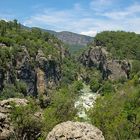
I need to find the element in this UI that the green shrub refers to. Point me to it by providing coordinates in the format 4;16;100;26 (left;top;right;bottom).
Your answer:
132;60;140;74
10;101;42;140
0;84;23;100
90;79;100;92
41;86;77;138
101;81;115;94
73;80;83;91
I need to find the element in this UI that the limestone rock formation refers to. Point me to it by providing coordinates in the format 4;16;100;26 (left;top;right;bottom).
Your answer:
36;68;46;94
0;43;64;96
36;49;61;93
0;98;29;139
46;121;105;140
80;46;131;80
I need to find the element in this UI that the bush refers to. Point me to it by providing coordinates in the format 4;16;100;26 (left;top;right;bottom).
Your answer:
15;81;27;96
10;101;42;140
132;60;140;74
90;79;100;92
0;84;23;100
41;86;77;138
73;80;83;91
101;81;115;94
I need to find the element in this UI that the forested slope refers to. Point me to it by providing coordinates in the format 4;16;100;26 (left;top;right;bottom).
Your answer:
85;31;140;140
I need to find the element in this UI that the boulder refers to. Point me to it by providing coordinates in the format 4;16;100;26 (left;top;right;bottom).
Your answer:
46;121;105;140
0;98;29;140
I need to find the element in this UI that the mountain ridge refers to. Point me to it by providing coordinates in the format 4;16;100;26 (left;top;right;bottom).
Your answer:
22;25;93;47
36;28;93;46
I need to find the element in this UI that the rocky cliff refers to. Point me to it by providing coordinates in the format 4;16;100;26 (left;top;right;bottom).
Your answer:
0;42;66;97
46;121;105;140
80;46;131;80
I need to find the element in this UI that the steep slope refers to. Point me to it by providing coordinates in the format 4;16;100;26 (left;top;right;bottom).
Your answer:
0;20;69;98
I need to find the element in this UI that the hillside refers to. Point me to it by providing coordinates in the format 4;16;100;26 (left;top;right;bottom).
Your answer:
32;28;93;53
0;20;80;98
79;31;140;140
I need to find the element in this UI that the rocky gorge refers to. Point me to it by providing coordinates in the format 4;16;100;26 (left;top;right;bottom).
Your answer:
0;20;140;140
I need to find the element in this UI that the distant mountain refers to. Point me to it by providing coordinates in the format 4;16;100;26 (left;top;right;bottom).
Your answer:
41;29;93;53
22;25;93;52
47;30;93;46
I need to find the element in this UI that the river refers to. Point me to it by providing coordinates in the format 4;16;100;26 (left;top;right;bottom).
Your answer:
74;83;100;120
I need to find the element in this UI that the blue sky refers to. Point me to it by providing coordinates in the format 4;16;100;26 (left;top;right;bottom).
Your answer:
0;0;140;36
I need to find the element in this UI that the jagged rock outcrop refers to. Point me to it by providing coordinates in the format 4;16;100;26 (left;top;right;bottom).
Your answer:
80;46;107;68
0;43;64;96
0;98;29;139
36;68;46;94
16;46;37;96
80;46;131;80
46;121;105;140
36;50;61;93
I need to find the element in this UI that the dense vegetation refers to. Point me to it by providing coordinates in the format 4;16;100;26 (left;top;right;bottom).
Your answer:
87;31;140;139
0;20;61;60
88;75;140;140
10;81;83;139
95;31;140;60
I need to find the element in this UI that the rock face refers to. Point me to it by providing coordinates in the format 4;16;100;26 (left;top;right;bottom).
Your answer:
46;121;105;140
80;46;131;80
36;49;61;93
0;98;29;139
16;46;37;96
0;43;64;96
36;68;46;94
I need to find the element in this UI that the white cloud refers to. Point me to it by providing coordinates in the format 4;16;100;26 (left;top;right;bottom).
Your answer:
23;6;93;32
23;1;140;36
101;3;140;20
81;30;98;37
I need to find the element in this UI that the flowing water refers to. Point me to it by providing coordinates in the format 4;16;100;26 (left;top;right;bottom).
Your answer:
74;83;100;120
